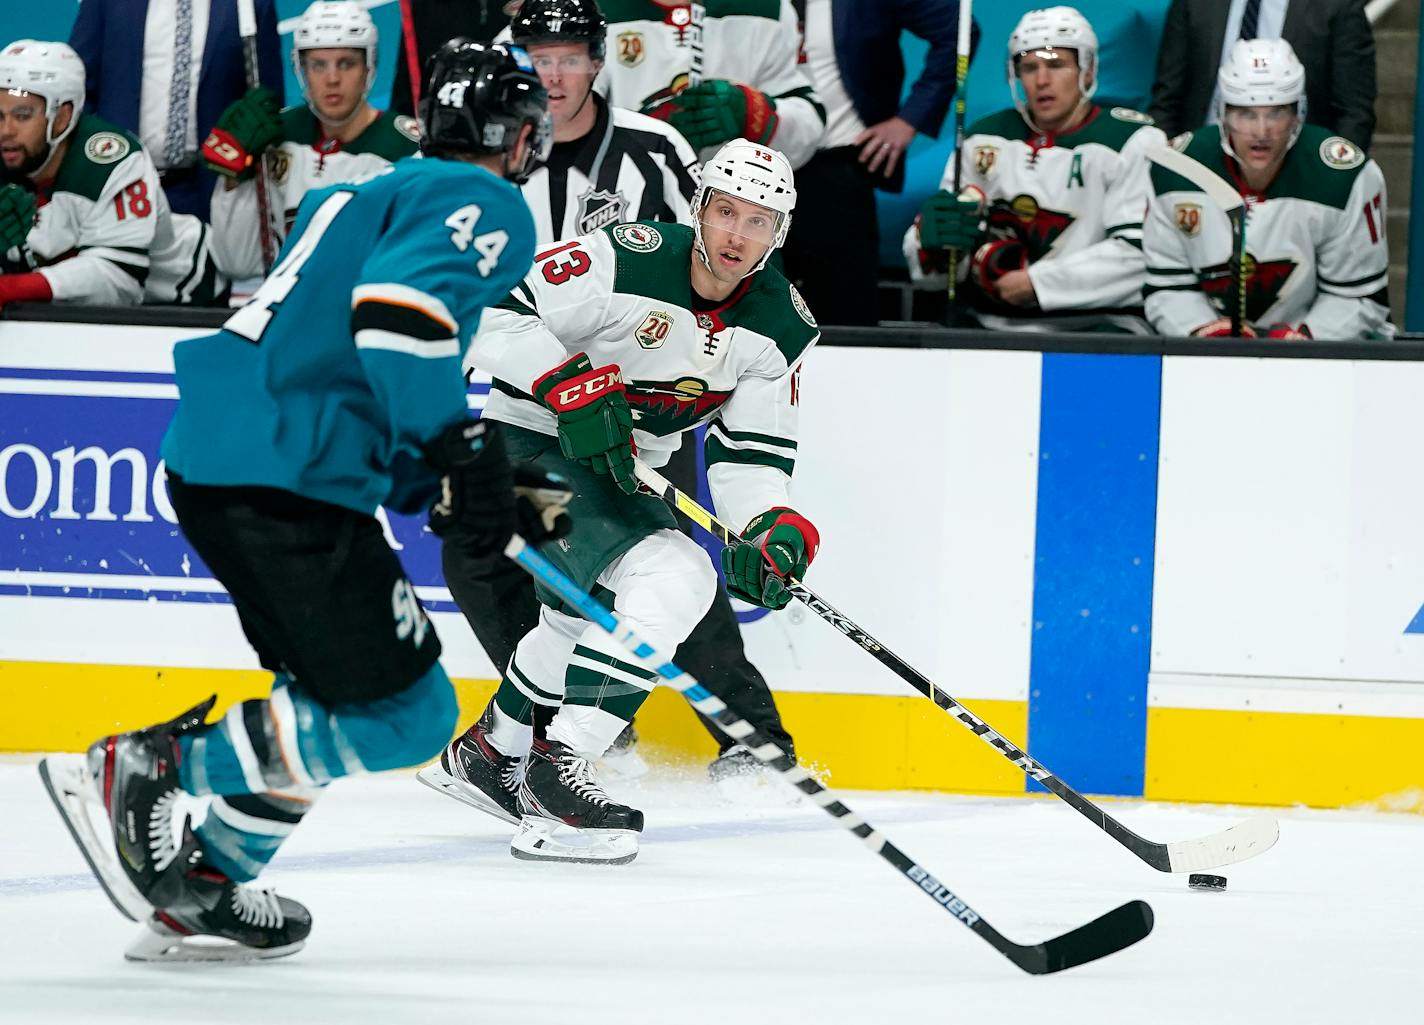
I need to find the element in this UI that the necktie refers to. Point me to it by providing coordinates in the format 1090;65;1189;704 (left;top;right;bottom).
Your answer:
1239;0;1263;40
164;0;194;168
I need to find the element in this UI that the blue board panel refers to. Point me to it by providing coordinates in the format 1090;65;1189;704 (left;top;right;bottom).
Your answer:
1026;353;1161;796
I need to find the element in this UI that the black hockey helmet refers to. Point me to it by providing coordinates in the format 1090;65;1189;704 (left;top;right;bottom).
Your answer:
419;38;552;182
509;0;607;63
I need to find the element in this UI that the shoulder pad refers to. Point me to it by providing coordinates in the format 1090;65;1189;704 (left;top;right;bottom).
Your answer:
82;131;131;166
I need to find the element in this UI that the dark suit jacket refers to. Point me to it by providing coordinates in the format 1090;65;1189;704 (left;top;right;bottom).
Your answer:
830;0;979;194
1148;0;1376;149
390;0;511;117
70;0;285;221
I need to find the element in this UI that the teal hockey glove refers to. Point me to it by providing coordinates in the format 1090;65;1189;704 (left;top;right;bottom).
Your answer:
721;507;820;610
533;353;638;495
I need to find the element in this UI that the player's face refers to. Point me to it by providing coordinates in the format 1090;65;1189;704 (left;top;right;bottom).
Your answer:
0;91;58;175
698;191;778;283
1224;104;1296;173
1015;49;1086;131
527;43;599;126
301;48;368;123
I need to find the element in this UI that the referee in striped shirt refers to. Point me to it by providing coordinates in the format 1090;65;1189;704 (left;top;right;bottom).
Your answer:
446;0;797;779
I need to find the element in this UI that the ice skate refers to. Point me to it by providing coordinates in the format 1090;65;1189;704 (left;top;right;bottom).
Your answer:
124;826;311;963
596;721;650;781
38;697;216;922
512;739;643;865
416;706;524;826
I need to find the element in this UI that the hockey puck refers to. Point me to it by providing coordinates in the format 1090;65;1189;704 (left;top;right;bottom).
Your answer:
1188;873;1227;891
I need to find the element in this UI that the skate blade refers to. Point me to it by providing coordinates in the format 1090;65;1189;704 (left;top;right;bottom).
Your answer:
124;919;304;964
38;756;153;923
415;762;520;827
510;817;639;865
597;746;651;781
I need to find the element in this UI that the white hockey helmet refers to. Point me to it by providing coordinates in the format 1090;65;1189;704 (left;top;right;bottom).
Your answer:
0;40;86;147
1007;7;1098;127
291;1;379;124
1216;38;1307;153
693;139;796;275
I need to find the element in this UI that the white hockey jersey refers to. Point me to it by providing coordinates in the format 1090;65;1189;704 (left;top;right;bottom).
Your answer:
519;95;700;241
471;221;819;530
3;114;223;306
595;0;825;169
208;107;420;280
904;104;1165;325
1143;124;1392;340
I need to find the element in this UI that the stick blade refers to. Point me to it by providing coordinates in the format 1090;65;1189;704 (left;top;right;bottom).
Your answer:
1166;814;1279;872
1008;900;1154;975
1145;145;1245;213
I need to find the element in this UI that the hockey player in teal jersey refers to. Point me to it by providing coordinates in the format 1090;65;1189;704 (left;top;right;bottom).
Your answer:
39;41;569;965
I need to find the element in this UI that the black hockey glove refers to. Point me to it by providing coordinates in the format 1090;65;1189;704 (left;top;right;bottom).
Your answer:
425;420;572;557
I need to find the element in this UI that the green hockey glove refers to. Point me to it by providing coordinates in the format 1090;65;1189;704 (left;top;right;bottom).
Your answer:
202;87;283;179
0;183;37;252
533;353;638;495
918;188;985;252
644;80;779;150
721;507;820;610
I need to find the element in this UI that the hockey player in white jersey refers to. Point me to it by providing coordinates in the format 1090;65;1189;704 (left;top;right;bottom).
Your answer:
0;40;224;310
603;0;826;169
204;1;421;280
904;7;1165;332
424;140;820;864
1143;39;1392;340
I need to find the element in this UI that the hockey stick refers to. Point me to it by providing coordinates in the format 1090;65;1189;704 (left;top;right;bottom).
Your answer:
1146;145;1248;337
944;0;973;309
634;459;1280;874
502;533;1153;974
236;0;278;273
688;2;705;88
398;0;423;115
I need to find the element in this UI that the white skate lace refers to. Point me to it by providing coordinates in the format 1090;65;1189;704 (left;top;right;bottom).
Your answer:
560;755;611;807
148;789;181;872
231;886;285;929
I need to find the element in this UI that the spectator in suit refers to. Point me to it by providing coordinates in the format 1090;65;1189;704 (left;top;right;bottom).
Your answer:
784;0;977;325
1148;0;1376;149
69;0;285;221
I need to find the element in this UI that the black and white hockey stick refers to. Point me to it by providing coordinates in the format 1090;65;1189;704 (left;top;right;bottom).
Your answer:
503;533;1154;975
1146;145;1248;337
634;460;1279;874
236;0;278;274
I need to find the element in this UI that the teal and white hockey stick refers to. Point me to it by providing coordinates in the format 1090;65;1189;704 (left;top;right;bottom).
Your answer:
501;533;1153;975
632;459;1280;874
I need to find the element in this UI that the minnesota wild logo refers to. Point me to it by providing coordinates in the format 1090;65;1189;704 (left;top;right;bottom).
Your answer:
1200;253;1298;322
625;377;732;437
987;194;1075;260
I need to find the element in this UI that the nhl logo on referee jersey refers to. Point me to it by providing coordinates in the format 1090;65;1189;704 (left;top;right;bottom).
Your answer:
1319;136;1364;170
577;188;627;234
1174;202;1201;237
612;223;663;252
84;132;130;165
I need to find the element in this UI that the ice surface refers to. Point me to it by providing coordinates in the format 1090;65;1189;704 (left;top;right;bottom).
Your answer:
2;756;1420;1024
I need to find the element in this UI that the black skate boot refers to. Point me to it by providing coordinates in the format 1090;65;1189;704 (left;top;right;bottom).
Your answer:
125;820;312;963
40;697;217;922
415;704;524;825
512;739;643;865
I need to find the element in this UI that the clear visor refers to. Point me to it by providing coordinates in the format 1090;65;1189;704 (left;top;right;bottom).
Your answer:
527;51;598;77
300;52;368;78
1223;104;1297;132
699;189;781;246
1013;48;1076;76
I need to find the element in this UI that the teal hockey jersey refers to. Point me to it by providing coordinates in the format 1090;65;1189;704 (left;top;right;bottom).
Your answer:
162;157;536;515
